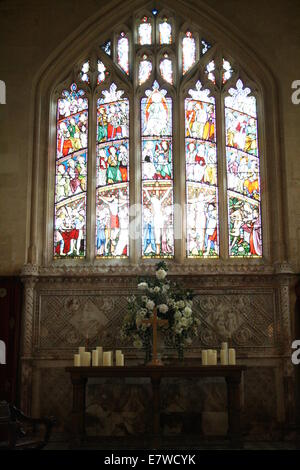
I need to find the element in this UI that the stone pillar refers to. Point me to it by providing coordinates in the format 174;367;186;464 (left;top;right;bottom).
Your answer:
20;264;38;415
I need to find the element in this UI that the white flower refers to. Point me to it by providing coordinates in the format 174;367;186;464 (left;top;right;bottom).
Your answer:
156;268;167;280
167;299;175;307
154;286;160;293
162;284;170;293
158;304;169;314
174;311;182;320
180;317;189;327
141;296;148;303
183;306;192;316
138;282;148;290
146;300;155;311
176;300;185;309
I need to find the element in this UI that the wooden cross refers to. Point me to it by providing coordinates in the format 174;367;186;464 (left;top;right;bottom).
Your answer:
142;308;168;366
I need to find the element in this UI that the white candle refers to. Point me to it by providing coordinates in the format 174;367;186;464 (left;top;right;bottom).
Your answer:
74;354;81;367
228;348;236;365
115;350;122;365
207;349;213;365
221;342;228;350
79;346;85;362
97;347;103;365
82;351;91;366
116;353;124;366
201;350;208;366
103;351;112;366
212;350;217;365
92;350;98;366
220;349;228;365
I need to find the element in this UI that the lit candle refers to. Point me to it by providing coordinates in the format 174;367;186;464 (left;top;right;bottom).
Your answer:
103;351;112;366
228;348;236;365
97;346;103;365
201;350;208;366
220;349;228;365
92;349;98;366
74;354;81;367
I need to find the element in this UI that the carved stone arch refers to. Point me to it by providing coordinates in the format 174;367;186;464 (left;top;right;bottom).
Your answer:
26;0;287;270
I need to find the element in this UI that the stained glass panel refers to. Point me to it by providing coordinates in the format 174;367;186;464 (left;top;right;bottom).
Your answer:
223;59;233;83
182;31;196;74
97;60;107;84
159;19;172;44
96;84;129;258
138;17;152;45
159;55;173;84
201;39;211;55
185;81;219;258
96;185;129;258
101;40;111;56
117;33;129;75
80;61;89;83
55;84;88;258
141;81;174;258
205;60;215;84
225;80;262;257
139;55;152;85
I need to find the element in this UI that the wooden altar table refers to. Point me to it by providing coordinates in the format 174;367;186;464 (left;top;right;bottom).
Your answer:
66;365;246;448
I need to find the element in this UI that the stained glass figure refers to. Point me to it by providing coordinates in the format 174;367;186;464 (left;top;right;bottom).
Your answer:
55;83;88;258
138;17;152;45
159;19;172;44
182;31;196;74
159;54;173;84
117;33;129;75
141;82;174;258
201;39;211;56
223;59;233;83
185;81;219;257
80;61;89;83
225;80;262;257
96;84;129;258
101;40;111;56
97;60;107;84
205;60;216;84
139;55;152;85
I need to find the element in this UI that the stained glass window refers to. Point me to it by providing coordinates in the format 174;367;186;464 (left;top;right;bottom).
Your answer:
159;54;173;84
96;83;130;258
159;18;172;44
117;33;129;75
55;83;88;258
97;60;108;84
205;60;215;84
185;81;218;258
225;79;262;257
139;55;152;85
223;59;233;84
80;61;89;83
101;40;111;56
52;11;264;263
141;81;174;258
182;31;196;74
138;17;152;45
201;39;211;56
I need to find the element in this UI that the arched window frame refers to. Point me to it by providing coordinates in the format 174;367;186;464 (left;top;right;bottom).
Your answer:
40;1;274;270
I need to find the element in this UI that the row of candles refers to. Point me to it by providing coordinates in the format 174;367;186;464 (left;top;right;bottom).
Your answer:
74;347;125;367
202;343;236;365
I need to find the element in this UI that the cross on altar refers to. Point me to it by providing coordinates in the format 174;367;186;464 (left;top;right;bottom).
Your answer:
142;308;168;366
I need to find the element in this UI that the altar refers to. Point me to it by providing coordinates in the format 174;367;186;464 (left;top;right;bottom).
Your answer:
66;364;246;449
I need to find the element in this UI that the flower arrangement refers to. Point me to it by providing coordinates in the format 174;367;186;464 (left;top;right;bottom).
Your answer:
121;262;200;360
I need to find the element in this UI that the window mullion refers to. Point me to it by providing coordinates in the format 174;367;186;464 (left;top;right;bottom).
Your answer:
216;90;229;259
